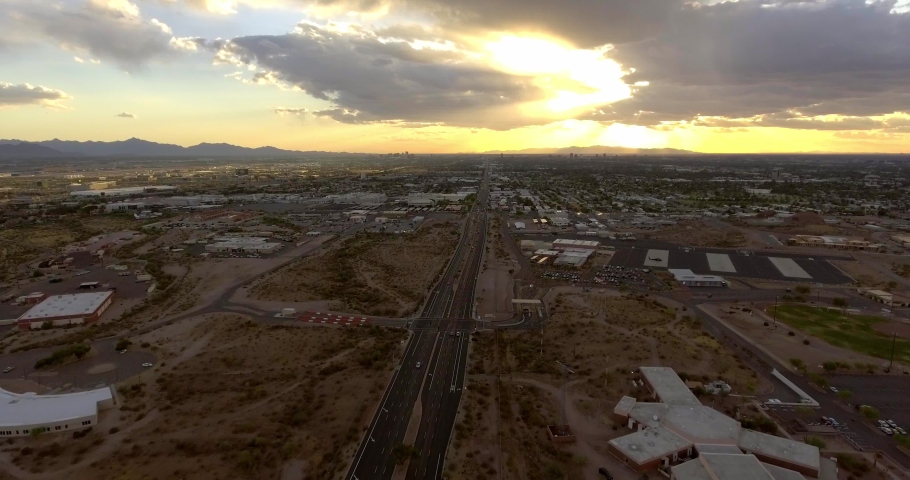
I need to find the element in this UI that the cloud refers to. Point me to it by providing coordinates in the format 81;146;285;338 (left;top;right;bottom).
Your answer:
218;22;548;129
274;107;308;115
116;112;137;118
2;0;201;70
298;0;910;130
0;82;72;108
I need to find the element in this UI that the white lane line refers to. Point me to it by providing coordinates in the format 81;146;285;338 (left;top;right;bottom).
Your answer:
706;253;737;273
769;257;812;278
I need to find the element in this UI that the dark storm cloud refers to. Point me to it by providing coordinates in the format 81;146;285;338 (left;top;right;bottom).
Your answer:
313;0;910;128
220;23;544;128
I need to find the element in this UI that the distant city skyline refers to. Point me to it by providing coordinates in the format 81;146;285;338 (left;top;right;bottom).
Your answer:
1;0;909;153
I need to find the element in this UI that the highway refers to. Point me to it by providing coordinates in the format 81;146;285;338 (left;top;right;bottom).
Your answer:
347;161;490;480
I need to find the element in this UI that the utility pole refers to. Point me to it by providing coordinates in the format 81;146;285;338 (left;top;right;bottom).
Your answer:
773;296;779;327
888;332;897;373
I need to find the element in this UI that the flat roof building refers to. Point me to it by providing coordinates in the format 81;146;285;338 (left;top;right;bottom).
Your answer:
17;291;115;330
640;366;702;407
669;269;728;288
205;237;282;254
0;386;115;437
610;367;829;479
552;238;600;250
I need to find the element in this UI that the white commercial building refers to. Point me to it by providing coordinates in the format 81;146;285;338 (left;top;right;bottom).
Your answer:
514;221;526;230
17;291;115;330
553;239;600;251
669;269;728;287
0;386;115;437
205;237;282;254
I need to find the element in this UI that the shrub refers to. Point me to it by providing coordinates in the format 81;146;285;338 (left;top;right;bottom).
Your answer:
34;344;91;369
860;405;880;420
804;436;826;448
115;339;131;351
802;339;810;345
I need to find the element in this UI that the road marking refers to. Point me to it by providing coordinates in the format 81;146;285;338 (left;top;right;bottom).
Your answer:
706;253;737;273
769;257;812;279
644;249;669;267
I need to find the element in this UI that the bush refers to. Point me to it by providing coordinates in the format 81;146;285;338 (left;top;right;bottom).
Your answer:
115;339;131;351
787;331;796;336
860;405;880;420
802;339;810;345
804;436;826;448
35;344;91;369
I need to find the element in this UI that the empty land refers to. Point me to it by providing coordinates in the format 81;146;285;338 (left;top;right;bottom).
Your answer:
767;305;910;365
646;221;746;248
446;291;767;480
250;223;458;317
0;313;408;480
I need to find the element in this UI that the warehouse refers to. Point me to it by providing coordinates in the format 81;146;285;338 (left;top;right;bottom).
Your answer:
669;269;728;287
17;291;115;330
204;237;282;254
0;386;115;437
552;238;600;251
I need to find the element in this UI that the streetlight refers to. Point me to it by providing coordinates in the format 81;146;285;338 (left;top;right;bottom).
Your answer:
773;296;778;327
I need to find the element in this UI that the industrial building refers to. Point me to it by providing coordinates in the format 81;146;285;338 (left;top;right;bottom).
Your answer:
552;239;600;251
17;291;115;330
669;269;728;287
787;235;885;252
0;386;115;437
204;237;282;254
609;367;835;479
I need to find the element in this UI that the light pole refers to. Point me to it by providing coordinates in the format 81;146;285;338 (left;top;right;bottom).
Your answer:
887;332;897;373
773;296;779;327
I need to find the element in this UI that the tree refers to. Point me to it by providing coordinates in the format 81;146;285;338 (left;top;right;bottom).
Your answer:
795;285;811;295
860;405;880;420
837;390;853;401
833;297;849;309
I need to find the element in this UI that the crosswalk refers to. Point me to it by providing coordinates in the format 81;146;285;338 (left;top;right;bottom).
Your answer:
300;311;371;326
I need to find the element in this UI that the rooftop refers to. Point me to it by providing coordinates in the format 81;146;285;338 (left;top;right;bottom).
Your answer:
671;453;775;480
640;366;701;406
738;430;820;472
608;426;691;464
0;386;113;428
18;292;114;321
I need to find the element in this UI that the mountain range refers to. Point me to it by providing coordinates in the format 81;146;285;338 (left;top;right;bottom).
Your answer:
0;138;318;158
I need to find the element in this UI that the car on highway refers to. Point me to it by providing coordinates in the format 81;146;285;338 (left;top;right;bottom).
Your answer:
598;467;613;480
416;362;421;368
456;332;461;337
449;332;455;337
3;367;13;373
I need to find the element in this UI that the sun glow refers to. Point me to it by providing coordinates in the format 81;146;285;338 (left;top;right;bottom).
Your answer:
485;35;633;113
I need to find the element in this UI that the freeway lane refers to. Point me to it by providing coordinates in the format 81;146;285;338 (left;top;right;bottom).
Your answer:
406;165;489;480
347;161;489;480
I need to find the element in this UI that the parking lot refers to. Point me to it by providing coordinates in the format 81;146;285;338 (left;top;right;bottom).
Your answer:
608;244;852;284
830;375;910;430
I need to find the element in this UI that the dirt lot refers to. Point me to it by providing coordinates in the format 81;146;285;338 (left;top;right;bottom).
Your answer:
476;216;516;321
645;220;746;248
0;313;408;480
704;303;892;375
446;290;769;480
249;223;459;317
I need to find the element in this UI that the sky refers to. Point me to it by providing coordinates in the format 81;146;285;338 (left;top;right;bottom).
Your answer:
1;0;909;153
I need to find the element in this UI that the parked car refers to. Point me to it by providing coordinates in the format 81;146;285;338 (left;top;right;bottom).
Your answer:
881;427;894;435
3;367;13;373
142;363;154;368
598;468;613;480
830;386;839;393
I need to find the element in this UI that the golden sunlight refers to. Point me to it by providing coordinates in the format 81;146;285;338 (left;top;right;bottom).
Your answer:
484;35;633;113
